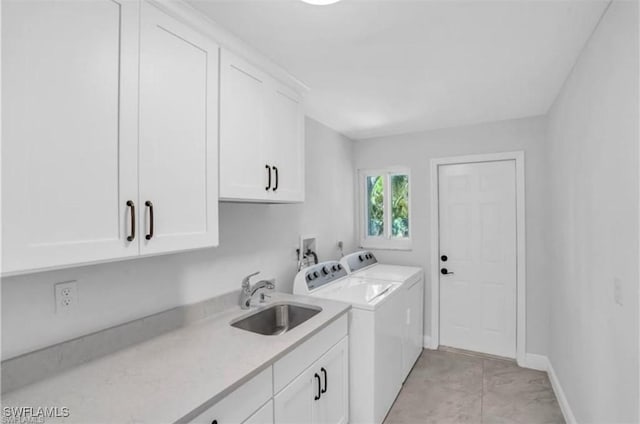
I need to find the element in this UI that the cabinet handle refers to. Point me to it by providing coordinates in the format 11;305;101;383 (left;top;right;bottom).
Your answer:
321;367;327;394
314;373;321;400
272;166;279;191
265;165;271;191
126;200;135;242
145;201;154;240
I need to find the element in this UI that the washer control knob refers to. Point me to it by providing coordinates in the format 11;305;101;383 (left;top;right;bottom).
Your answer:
321;266;329;275
313;271;319;278
358;254;364;261
331;265;338;272
337;264;342;270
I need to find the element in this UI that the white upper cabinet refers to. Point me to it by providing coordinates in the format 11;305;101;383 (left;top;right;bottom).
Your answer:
2;0;304;273
2;0;140;273
265;82;305;202
220;49;305;203
2;0;220;275
219;50;269;200
139;1;219;255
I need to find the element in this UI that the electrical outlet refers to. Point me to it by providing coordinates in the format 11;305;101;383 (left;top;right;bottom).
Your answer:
614;277;623;306
55;281;78;313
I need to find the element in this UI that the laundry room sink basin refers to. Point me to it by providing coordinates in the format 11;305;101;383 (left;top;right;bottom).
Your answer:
231;302;322;336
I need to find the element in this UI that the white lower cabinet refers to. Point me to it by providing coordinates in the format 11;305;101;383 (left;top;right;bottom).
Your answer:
189;315;348;424
244;400;274;424
275;337;348;424
274;364;317;424
189;367;272;424
313;338;349;424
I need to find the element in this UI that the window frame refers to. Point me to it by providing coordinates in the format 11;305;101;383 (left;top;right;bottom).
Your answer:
358;167;412;251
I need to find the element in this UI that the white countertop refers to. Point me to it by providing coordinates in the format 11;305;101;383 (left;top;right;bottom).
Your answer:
1;293;351;424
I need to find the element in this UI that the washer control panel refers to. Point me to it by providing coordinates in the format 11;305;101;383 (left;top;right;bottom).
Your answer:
344;250;377;272
304;260;348;291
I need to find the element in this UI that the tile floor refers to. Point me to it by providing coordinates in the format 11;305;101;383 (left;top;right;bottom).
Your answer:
384;349;565;424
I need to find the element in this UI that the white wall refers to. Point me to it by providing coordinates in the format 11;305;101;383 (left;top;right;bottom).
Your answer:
353;116;550;355
546;1;639;422
1;118;357;360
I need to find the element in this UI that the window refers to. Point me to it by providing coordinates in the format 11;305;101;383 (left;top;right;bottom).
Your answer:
359;168;411;250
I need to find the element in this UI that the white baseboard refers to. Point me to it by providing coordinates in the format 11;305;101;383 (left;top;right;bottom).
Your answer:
520;354;576;424
420;344;576;424
423;335;438;350
423;335;431;349
521;353;548;371
547;359;577;424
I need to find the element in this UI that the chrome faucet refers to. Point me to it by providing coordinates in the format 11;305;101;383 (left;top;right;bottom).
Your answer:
240;271;275;309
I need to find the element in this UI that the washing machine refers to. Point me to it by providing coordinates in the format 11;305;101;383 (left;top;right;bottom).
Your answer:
294;260;405;424
340;250;424;380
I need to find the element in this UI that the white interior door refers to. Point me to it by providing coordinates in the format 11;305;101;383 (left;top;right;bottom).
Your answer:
138;1;219;254
438;160;517;358
2;0;139;273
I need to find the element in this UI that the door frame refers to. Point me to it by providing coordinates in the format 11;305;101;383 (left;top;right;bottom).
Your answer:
429;151;526;365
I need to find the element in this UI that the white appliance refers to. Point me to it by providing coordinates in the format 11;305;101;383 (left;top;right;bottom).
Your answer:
294;261;405;424
340;251;424;380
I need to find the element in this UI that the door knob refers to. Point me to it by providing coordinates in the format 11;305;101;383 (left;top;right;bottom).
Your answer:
441;268;454;275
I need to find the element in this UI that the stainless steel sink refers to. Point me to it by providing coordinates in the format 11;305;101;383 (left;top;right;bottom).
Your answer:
230;302;322;335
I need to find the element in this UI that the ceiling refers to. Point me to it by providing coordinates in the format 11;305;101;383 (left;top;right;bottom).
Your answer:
187;0;609;140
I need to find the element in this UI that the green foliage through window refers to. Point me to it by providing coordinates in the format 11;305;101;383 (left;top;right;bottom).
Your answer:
367;176;384;236
364;171;410;240
391;174;409;238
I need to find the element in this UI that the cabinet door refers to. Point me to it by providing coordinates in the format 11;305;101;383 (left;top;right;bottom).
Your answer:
243;400;274;424
274;365;319;424
316;337;349;424
219;49;270;201
403;279;424;381
139;1;219;254
188;368;272;424
265;82;305;202
2;0;139;274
